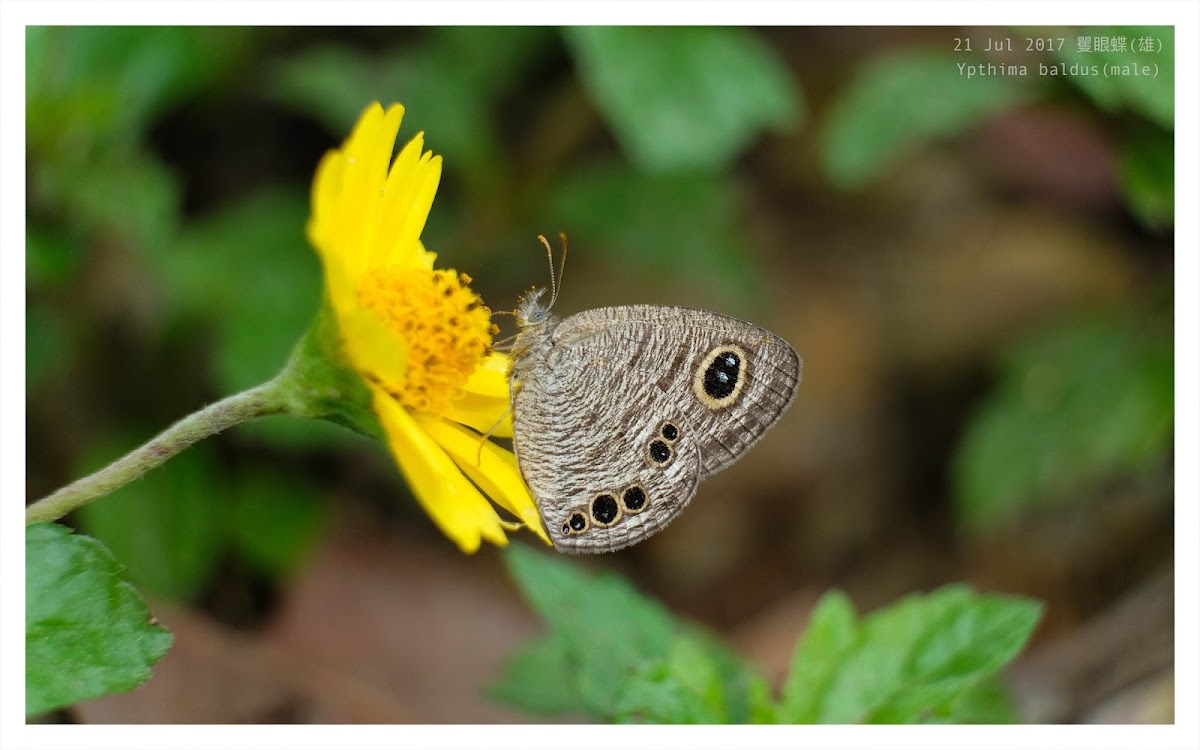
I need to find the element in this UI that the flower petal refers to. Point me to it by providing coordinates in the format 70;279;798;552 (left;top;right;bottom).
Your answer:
371;385;510;553
416;415;550;545
341;308;408;392
307;152;360;314
375;133;442;270
414;240;438;270
337;103;405;284
464;352;513;399
441;393;513;438
438;352;513;435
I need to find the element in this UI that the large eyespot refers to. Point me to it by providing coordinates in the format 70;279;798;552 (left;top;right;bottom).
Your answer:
590;493;621;526
659;421;679;442
621;484;648;514
692;344;749;409
647;439;674;467
563;511;589;536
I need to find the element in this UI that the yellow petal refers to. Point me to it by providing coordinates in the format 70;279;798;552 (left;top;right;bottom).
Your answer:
441;393;514;438
443;352;514;436
416;415;550;545
340;308;408;389
464;352;513;399
337;103;405;284
375;133;442;270
308;149;343;252
415;240;438;270
371;385;509;553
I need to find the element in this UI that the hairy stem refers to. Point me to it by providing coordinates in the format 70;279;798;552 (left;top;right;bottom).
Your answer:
26;378;289;525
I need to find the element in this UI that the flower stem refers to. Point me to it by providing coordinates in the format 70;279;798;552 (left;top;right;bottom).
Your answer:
25;378;289;525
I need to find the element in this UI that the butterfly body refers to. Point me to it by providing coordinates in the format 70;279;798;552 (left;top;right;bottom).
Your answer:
510;291;801;554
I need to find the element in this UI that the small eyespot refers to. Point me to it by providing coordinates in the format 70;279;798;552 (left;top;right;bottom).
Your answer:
622;485;647;513
591;494;620;526
647;439;673;465
565;512;588;534
660;422;679;441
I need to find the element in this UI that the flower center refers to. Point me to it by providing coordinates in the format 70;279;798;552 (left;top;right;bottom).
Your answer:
356;267;495;413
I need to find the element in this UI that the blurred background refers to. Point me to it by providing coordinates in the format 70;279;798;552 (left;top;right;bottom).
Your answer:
25;26;1174;723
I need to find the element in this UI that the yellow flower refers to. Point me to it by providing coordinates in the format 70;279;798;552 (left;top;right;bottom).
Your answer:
306;102;548;553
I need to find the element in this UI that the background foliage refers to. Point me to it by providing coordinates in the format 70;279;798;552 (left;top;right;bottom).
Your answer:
26;26;1174;723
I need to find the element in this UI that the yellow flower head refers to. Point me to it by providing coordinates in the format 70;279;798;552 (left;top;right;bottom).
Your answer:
307;102;548;552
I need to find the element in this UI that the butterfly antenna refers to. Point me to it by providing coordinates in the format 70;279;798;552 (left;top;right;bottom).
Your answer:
537;234;558;310
554;231;568;308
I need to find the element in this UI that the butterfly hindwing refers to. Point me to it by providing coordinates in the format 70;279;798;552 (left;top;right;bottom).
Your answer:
511;305;801;553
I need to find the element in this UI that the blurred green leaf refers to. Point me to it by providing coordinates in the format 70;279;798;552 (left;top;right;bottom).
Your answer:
154;188;361;450
1053;26;1173;131
821;51;1037;189
26;303;72;387
38;150;182;254
954;313;1173;530
487;633;583;716
781;586;1041;723
75;442;225;600
547;163;758;301
497;544;678;717
495;545;780;722
156;189;319;393
267;45;377;137
565;27;801;172
26;522;173;716
614;635;730;723
778;591;859;722
945;676;1018;723
26;229;82;289
496;550;1040;724
228;469;327;579
270;28;552;176
27;26;251;157
1119;125;1173;230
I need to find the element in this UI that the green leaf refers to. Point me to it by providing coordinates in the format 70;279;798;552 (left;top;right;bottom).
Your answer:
1052;26;1173;131
566;27;801;172
270;28;552;176
779;585;1042;724
74;442;225;600
228;469;327;579
486;634;583;716
546;163;759;302
954;313;1174;530
494;545;769;723
26;229;82;289
821;50;1037;189
26;523;173;716
33;149;181;255
26;303;72;388
863;588;1042;722
266;45;380;139
155;189;322;396
941;676;1018;723
778;591;859;723
1119;125;1173;230
614;634;733;723
27;26;251;156
498;544;677;716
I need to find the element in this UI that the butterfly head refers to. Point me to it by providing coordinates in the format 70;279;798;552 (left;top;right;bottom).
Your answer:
515;287;554;328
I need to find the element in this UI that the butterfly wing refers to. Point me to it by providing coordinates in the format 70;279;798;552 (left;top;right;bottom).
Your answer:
512;305;801;554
